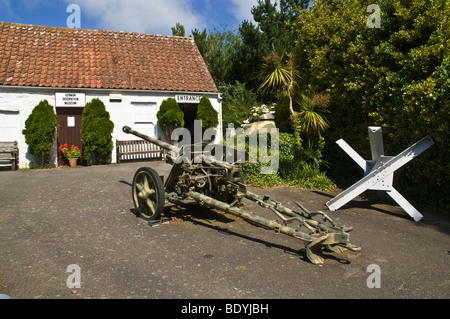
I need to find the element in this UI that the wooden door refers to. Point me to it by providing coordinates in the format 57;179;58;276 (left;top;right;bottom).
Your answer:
180;103;198;144
56;107;85;167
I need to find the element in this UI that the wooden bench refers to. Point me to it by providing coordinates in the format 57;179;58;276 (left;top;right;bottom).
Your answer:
116;140;165;164
0;141;19;171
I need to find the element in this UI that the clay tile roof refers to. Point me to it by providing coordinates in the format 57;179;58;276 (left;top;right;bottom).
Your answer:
0;22;218;93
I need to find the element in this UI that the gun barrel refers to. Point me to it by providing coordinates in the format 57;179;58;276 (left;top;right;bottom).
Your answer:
122;126;177;152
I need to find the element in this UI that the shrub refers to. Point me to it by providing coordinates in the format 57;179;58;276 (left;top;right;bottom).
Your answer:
22;100;58;167
81;98;114;164
293;0;450;209
197;95;219;129
230;132;335;190
242;161;283;187
157;98;184;141
274;96;294;134
277;132;334;190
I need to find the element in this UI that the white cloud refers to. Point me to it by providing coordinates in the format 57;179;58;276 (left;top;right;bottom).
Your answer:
70;0;205;35
227;0;258;23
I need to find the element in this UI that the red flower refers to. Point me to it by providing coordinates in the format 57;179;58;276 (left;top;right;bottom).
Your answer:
59;144;81;160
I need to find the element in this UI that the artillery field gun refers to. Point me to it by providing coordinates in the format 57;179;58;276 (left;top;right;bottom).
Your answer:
123;126;361;264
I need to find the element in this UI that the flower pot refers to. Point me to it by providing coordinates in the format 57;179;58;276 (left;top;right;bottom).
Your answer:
69;159;77;168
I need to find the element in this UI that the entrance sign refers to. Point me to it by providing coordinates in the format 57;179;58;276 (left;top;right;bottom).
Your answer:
176;95;202;104
326;126;434;222
55;92;86;107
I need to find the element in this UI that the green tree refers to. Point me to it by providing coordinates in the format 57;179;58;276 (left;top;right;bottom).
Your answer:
258;51;298;116
220;80;259;133
192;26;241;84
156;98;184;142
252;0;308;55
197;95;219;129
229;0;309;92
293;0;450;209
22;100;58;167
229;20;267;90
171;22;186;36
81;98;114;164
191;28;209;57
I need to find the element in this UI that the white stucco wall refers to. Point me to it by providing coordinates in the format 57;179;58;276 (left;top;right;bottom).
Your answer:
0;86;222;169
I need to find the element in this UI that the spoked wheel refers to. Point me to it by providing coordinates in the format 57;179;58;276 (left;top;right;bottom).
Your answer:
132;167;165;220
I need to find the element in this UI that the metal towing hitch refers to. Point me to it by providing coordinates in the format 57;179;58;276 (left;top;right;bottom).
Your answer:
123;126;361;264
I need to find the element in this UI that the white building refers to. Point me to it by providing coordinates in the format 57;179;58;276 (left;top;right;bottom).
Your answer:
0;22;221;168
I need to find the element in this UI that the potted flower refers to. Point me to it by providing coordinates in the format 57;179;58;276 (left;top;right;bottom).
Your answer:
59;144;81;167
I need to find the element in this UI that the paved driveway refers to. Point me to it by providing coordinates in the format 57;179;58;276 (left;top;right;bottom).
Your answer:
0;161;449;300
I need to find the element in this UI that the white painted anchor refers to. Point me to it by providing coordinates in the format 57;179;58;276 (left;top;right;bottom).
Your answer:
326;127;434;222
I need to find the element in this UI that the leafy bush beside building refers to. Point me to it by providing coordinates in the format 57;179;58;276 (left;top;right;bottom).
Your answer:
22;100;58;167
157;98;185;142
81;98;114;164
197;95;219;130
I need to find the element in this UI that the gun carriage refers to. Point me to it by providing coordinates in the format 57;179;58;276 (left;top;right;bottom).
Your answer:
123;126;360;264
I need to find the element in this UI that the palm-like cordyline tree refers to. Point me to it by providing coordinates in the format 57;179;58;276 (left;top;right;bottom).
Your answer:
258;51;331;169
258;51;298;116
296;94;330;136
258;51;331;136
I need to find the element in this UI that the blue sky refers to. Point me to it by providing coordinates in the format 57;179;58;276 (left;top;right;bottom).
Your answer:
0;0;259;35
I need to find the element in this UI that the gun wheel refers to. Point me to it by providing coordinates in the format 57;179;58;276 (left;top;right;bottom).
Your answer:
132;167;165;220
